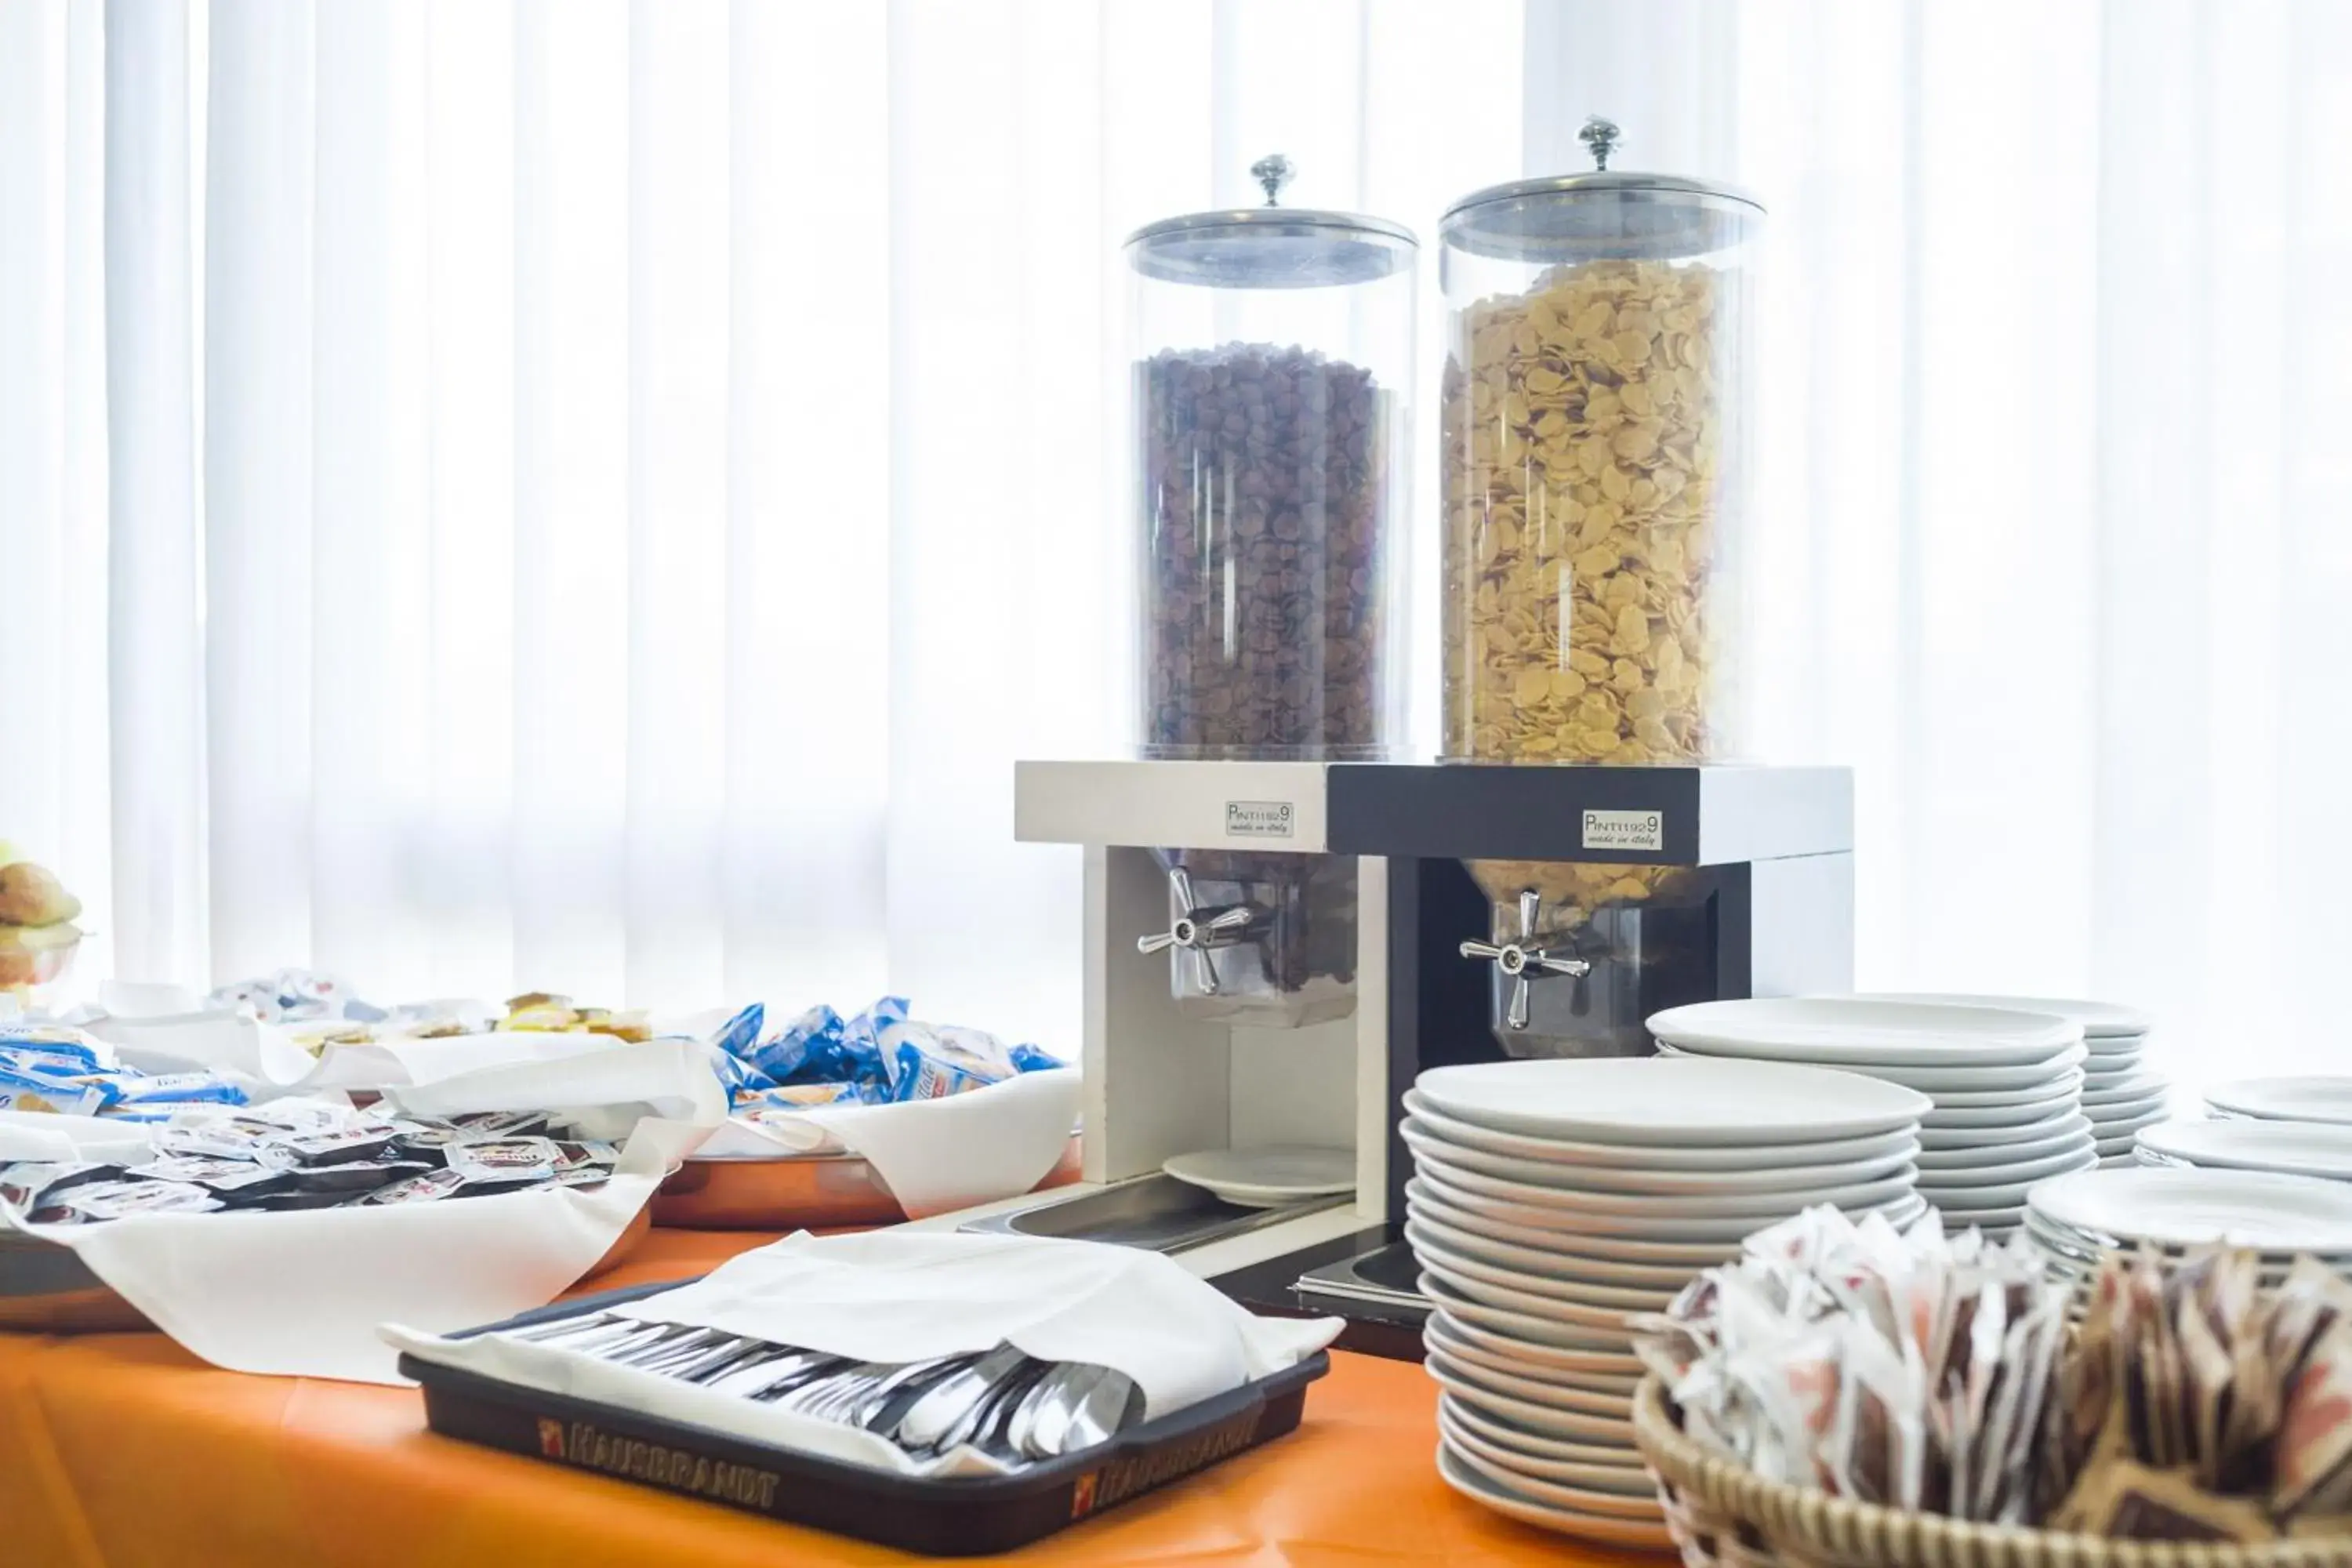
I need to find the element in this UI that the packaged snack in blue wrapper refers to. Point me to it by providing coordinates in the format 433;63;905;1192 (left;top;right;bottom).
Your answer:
0;1065;115;1116
0;1024;108;1070
742;1003;844;1085
834;997;906;1098
108;1071;249;1109
1009;1042;1067;1073
735;1081;869;1113
879;1020;1021;1102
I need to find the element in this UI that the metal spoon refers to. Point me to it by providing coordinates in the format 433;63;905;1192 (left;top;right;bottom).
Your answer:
1060;1370;1142;1451
891;1345;1029;1452
927;1356;1042;1457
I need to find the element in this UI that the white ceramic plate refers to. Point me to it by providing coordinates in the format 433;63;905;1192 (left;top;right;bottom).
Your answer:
1160;1145;1352;1207
1410;1166;1916;1241
1429;1309;1649;1377
2029;1166;2352;1250
1426;1342;1632;1418
1403;1210;1703;1290
1439;1392;1639;1466
1935;1202;2027;1230
1412;1056;1929;1145
2082;1080;2169;1112
1850;993;2152;1039
1420;1272;1638;1352
1406;1217;1681;1302
1905;1071;2083;1107
1422;1264;1639;1331
1407;1149;1918;1220
1922;1099;2090;1133
1434;1443;1675;1550
1921;1159;2096;1209
1850;1045;2089;1092
1403;1175;1930;1257
1425;1316;1643;1390
1915;1126;2092;1171
2136;1119;2352;1181
1406;1222;1678;1312
1437;1402;1652;1494
1431;1312;1656;1379
1399;1091;1922;1171
1405;1181;1749;1265
1646;997;2079;1067
2084;1066;2151;1094
1401;1118;1919;1196
2088;1103;2174;1137
2205;1077;2352;1126
1441;1432;1663;1519
1918;1142;2096;1190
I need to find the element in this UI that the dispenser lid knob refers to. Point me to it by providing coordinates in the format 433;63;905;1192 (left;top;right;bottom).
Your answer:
1250;153;1295;206
1578;116;1621;171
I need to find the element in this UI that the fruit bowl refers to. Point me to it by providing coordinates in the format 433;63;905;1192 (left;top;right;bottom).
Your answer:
0;923;79;996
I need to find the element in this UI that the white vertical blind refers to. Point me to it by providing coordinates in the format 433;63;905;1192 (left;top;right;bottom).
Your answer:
1528;0;2352;1086
2;1;2345;1082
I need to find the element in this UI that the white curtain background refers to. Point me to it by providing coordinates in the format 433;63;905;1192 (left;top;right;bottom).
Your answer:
1;0;2345;1083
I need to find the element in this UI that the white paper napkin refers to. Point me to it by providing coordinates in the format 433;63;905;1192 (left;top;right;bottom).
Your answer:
383;1228;1341;1477
0;1109;158;1165
691;1067;1082;1218
74;1014;729;1138
2;1117;709;1384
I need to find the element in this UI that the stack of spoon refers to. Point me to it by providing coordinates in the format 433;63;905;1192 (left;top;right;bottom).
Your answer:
498;1311;1142;1464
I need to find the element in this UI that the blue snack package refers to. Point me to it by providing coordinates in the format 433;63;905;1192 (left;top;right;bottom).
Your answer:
710;1002;765;1062
703;1003;773;1094
747;1004;845;1085
0;1025;108;1072
108;1071;249;1108
1009;1043;1067;1073
885;1042;995;1102
0;1066;115;1117
878;1020;1020;1102
734;1081;868;1112
832;997;906;1098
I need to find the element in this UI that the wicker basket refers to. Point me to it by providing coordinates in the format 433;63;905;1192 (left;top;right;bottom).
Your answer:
1630;1378;2352;1568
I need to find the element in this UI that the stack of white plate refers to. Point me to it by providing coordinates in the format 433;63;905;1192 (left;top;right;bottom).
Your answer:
1867;993;2165;1166
1405;1056;1930;1550
2136;1117;2352;1181
1649;998;2096;1236
2024;1165;2352;1293
2206;1076;2352;1128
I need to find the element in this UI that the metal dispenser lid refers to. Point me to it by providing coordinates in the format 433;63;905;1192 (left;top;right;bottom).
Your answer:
1126;154;1417;288
1442;117;1765;263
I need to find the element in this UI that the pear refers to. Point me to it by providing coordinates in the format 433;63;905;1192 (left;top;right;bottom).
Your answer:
0;861;82;927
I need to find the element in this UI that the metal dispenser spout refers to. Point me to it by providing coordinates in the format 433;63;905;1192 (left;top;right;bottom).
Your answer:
1457;888;1591;1031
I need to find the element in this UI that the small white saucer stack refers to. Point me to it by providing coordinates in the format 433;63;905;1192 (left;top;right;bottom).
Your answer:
1649;997;2097;1236
1403;1056;1929;1551
1869;994;2166;1166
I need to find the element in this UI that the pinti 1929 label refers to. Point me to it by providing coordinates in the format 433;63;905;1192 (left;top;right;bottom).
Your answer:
1225;800;1295;840
1581;808;1664;853
537;1418;781;1510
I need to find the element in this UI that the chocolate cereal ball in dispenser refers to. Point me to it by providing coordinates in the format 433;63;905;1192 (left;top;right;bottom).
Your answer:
1440;119;1763;1056
1127;156;1414;1029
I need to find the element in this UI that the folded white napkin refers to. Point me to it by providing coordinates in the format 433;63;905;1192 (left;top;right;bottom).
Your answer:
76;1014;728;1138
692;1067;1083;1218
383;1228;1341;1477
2;1117;707;1384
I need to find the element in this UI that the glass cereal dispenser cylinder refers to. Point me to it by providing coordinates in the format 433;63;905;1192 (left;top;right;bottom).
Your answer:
1126;155;1414;1030
1438;118;1762;768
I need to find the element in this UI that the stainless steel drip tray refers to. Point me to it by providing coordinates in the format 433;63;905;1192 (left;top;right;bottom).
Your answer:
1296;1240;1428;1314
958;1174;1347;1254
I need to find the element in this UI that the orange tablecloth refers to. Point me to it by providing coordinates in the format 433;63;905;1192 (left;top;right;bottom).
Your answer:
0;1228;1656;1568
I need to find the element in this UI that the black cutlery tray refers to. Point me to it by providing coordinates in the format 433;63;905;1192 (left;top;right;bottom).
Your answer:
400;1277;1331;1555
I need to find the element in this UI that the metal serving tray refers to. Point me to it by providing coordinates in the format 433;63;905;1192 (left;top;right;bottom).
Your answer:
959;1174;1348;1255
